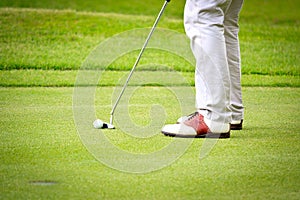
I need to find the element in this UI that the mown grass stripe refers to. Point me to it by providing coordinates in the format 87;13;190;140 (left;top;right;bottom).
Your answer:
0;70;298;87
0;7;299;75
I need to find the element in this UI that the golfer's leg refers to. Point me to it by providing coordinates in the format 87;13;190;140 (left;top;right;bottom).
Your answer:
224;0;244;122
184;0;232;123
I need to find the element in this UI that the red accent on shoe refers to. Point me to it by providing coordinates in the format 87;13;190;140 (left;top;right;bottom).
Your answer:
183;112;210;135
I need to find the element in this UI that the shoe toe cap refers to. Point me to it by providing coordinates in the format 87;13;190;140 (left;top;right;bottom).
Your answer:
161;124;197;136
176;116;188;124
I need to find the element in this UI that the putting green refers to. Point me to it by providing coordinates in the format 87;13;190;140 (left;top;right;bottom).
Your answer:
0;87;299;199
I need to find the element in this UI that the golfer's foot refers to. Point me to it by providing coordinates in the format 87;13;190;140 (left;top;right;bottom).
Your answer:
162;112;230;138
177;113;243;130
230;120;243;130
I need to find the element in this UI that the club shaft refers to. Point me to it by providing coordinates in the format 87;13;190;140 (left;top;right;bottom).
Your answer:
110;0;170;125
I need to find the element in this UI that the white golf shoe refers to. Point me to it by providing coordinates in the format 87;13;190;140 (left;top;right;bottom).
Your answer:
177;112;243;131
162;112;230;138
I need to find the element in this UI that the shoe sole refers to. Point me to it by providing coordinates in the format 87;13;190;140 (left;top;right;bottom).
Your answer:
230;125;242;130
161;131;230;139
230;120;243;130
177;122;242;131
230;127;242;130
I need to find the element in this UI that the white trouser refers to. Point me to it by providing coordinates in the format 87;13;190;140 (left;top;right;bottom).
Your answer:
184;0;244;123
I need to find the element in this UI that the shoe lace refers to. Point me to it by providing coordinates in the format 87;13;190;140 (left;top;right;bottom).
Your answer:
187;112;199;121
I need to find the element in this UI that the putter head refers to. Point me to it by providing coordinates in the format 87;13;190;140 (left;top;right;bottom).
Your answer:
102;122;115;129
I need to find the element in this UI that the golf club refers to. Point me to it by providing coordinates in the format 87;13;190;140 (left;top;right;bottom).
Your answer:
96;0;171;129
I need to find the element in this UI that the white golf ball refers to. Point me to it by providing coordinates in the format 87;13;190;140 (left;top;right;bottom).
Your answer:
93;119;104;129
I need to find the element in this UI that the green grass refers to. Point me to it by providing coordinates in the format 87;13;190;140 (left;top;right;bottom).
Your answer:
0;0;299;75
1;87;299;199
0;0;300;199
1;0;299;23
0;0;186;18
0;70;299;87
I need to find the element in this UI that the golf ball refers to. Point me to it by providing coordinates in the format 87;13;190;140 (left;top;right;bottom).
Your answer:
93;119;104;129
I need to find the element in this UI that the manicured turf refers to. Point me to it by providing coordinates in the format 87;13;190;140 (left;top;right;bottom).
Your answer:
0;87;299;199
0;1;299;75
0;0;299;199
0;70;299;87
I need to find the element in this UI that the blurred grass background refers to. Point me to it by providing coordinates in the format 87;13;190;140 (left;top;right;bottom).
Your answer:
0;0;299;77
